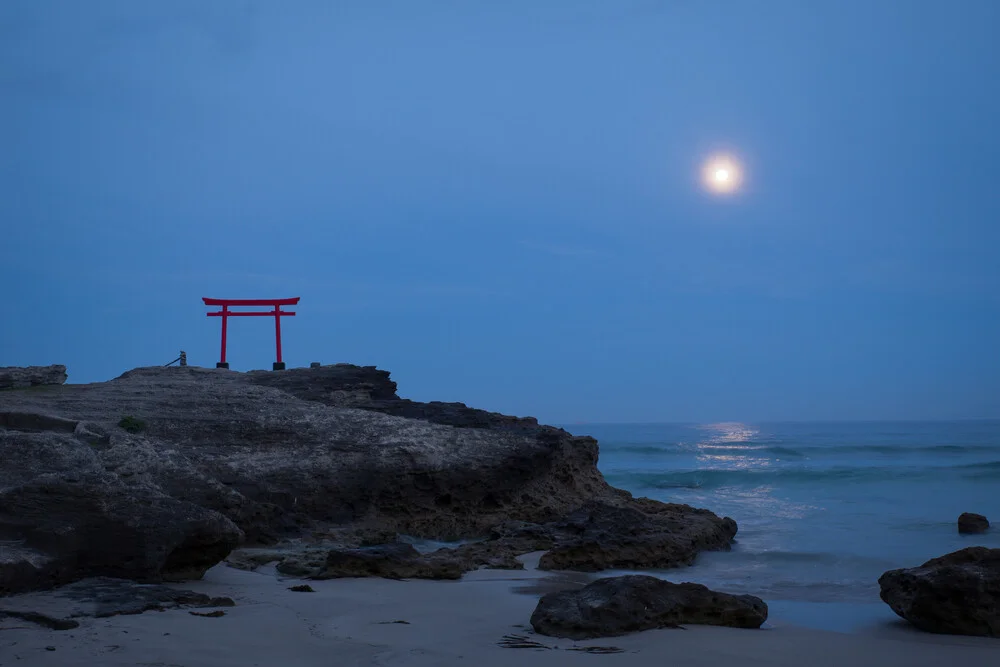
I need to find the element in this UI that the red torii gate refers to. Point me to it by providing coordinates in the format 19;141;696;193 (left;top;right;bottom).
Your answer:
203;297;300;371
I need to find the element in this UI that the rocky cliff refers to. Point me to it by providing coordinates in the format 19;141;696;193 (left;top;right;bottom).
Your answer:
0;364;737;595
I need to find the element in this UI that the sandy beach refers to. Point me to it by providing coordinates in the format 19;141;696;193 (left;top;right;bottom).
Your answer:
2;553;996;667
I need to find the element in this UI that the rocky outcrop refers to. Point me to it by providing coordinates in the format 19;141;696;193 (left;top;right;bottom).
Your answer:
0;364;738;595
439;502;739;574
530;575;768;639
247;364;547;433
537;500;738;571
0;578;234;629
314;543;464;580
436;524;554;571
230;541;470;580
247;364;399;408
223;502;739;582
958;512;990;535
878;547;1000;637
0;428;243;595
0;365;67;390
228;536;534;578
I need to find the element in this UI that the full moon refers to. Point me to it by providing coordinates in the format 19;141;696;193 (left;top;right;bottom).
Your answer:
702;154;743;195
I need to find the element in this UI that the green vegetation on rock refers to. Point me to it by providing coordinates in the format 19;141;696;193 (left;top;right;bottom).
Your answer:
118;415;147;433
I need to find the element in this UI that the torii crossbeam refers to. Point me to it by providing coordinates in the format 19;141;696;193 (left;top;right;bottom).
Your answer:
203;297;300;370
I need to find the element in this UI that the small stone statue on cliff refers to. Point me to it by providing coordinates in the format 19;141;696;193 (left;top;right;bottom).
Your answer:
164;351;187;368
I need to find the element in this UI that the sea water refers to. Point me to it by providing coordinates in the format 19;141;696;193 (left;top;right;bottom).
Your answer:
568;421;1000;633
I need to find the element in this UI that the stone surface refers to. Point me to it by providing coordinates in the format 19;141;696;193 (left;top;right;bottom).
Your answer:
958;512;990;534
314;543;465;580
228;536;527;578
879;547;1000;637
537;500;738;571
530;575;768;639
276;550;332;577
0;365;67;390
0;430;242;595
1;364;737;595
246;364;554;434
225;548;290;572
226;501;740;580
432;539;538;571
0;577;234;628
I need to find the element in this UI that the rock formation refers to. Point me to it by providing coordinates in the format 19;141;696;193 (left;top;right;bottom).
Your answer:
0;364;67;390
315;543;465;580
958;512;990;535
536;500;737;571
0;364;737;595
878;547;1000;637
0;578;234;630
529;575;768;638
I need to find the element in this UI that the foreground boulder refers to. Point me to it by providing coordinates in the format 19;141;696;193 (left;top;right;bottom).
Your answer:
879;547;1000;637
0;365;67;390
530;575;768;638
958;513;990;535
0;364;737;594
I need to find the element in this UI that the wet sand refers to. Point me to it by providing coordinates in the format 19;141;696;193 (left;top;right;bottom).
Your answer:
1;553;996;667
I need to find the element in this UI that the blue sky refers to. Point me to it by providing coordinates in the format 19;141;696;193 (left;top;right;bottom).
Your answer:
2;1;998;422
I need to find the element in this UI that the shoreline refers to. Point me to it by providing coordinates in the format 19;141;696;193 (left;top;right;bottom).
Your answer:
2;554;996;667
2;368;997;659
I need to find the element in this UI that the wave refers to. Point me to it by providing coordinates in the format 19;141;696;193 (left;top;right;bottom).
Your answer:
609;547;892;573
613;444;805;458
826;443;995;455
955;460;1000;479
609;442;1000;459
605;551;890;602
715;549;895;568
607;461;1000;490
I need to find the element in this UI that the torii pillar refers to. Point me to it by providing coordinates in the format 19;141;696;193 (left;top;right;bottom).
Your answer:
203;297;300;371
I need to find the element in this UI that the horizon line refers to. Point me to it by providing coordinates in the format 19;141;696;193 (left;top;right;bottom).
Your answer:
556;418;1000;426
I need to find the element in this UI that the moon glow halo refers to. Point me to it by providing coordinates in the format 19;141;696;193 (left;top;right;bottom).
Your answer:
702;154;743;195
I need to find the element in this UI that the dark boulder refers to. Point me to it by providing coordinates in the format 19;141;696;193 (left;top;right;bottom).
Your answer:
530;575;768;639
958;513;990;535
879;547;1000;637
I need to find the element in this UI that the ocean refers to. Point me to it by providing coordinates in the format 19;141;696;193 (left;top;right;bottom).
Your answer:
569;421;1000;633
